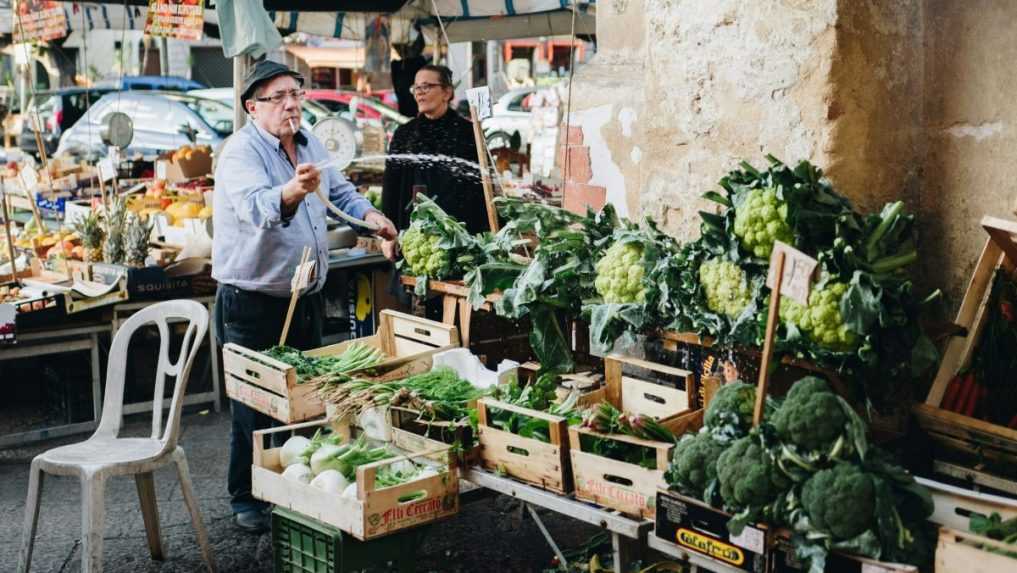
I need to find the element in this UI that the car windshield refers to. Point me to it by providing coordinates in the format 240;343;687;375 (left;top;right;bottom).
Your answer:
174;96;233;136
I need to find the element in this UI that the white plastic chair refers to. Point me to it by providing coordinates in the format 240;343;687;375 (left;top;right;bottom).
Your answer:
17;299;217;573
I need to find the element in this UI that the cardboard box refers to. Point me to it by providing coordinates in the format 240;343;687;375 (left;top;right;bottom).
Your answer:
770;535;917;573
157;147;212;183
655;489;772;573
90;258;215;301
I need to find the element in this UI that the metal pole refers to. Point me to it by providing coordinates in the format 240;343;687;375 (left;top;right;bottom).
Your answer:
233;56;247;133
159;37;169;76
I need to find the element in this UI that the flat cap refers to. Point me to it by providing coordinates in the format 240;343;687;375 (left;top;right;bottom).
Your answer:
241;60;304;106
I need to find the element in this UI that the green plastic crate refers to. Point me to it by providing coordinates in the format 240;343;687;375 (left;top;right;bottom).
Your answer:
272;506;425;573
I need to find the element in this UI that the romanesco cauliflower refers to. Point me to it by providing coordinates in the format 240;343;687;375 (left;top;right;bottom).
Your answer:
782;282;859;351
400;225;451;278
700;258;753;318
594;241;645;303
733;187;793;258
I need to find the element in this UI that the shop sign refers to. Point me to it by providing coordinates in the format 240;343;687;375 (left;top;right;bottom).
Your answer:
12;0;67;44
144;0;203;42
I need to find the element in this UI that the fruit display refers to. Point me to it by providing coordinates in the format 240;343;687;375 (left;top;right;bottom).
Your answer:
171;144;212;162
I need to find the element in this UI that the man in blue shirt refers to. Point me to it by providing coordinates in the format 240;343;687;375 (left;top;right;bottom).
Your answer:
212;61;395;533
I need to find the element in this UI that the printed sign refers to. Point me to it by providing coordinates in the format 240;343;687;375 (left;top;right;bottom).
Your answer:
466;86;493;120
18;165;38;191
766;241;818;306
290;260;316;293
144;0;203;42
97;158;116;182
11;0;67;44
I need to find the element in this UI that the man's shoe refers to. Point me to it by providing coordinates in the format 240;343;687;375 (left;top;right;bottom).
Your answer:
234;510;270;533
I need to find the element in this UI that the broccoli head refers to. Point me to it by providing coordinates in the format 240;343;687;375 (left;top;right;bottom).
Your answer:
704;381;756;438
666;430;726;497
716;434;790;511
801;462;876;540
772;377;867;463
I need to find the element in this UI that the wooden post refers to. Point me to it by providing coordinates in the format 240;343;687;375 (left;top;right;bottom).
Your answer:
29;113;48;173
468;105;500;233
279;247;312;347
2;179;20;285
754;250;785;426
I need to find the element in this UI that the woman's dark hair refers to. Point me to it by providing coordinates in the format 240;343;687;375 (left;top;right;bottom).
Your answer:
419;64;453;87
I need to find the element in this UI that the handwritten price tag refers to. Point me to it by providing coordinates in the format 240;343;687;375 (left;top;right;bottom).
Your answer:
97;158;117;182
766;241;817;305
290;260;317;292
466;86;493;120
19;166;39;191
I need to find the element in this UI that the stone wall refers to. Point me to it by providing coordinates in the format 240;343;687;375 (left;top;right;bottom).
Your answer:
563;0;1017;311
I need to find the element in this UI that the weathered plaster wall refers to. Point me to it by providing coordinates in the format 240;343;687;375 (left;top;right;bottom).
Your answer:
564;0;1016;310
922;0;1017;305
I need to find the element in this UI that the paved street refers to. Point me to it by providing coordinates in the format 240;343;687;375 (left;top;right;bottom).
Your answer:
0;409;599;572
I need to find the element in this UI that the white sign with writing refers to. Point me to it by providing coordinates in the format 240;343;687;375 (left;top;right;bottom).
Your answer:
19;166;38;191
290;260;316;293
155;160;168;181
466;86;493;120
766;241;818;306
97;158;116;182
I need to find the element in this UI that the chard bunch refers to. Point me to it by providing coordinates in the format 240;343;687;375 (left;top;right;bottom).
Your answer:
581;402;676;443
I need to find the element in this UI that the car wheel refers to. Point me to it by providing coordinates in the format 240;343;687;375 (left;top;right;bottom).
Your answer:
485;130;512;150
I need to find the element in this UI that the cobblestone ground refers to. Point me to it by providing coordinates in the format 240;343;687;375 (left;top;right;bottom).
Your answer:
0;410;603;572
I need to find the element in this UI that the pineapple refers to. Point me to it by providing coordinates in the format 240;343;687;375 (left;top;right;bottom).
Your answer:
125;213;152;268
72;210;105;264
103;195;129;265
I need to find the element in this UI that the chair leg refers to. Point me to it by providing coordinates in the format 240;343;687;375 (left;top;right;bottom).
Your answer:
134;472;165;560
80;472;107;573
175;450;217;573
16;460;45;573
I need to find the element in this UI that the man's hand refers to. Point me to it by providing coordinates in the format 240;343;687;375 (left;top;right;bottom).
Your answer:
281;163;321;214
364;211;397;240
381;239;399;261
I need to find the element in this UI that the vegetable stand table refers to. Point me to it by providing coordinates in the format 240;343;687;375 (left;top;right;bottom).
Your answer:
0;322;110;448
463;467;652;573
399;276;497;349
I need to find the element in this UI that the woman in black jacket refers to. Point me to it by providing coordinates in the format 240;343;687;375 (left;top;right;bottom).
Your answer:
380;65;488;259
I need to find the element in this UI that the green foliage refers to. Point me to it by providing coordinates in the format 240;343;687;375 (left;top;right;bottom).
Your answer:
969;512;1017;559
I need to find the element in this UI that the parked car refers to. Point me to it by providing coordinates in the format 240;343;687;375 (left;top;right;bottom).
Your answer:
305;90;409;145
188;87;331;130
94;75;207;92
482;87;537;150
18;87;115;157
56;92;231;160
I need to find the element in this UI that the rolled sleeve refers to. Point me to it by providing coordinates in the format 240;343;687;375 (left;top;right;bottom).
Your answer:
327;167;374;222
216;147;287;228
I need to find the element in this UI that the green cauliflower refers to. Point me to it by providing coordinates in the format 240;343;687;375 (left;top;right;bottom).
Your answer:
800;462;877;540
594;241;646;303
666;430;727;497
733;187;793;259
772;377;867;470
400;225;451;278
699;258;753;318
704;381;757;439
716;434;791;512
783;282;860;351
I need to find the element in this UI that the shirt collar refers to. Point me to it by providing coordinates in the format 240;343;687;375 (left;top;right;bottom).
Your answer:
250;120;308;151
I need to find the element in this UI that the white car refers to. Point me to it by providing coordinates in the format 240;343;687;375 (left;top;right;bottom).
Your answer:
482;87;537;151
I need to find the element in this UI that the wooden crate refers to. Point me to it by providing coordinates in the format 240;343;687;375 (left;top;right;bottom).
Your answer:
913;216;1017;475
569;354;704;519
475;398;573;494
252;418;459;541
224;310;460;423
936;527;1017;573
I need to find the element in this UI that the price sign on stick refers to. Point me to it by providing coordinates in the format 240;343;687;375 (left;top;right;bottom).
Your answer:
466;86;493;121
466;86;499;233
754;242;818;425
19;166;39;191
280;247;315;347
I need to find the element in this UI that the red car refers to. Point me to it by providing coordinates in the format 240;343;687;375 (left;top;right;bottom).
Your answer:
304;90;389;120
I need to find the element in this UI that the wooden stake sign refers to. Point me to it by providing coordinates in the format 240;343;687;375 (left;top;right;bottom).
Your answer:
1;179;21;286
279;246;316;347
466;86;499;233
753;241;818;425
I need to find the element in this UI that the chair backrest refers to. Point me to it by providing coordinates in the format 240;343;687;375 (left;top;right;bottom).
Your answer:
94;299;208;453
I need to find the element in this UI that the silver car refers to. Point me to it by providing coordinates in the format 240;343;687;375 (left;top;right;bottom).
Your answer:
56;91;232;160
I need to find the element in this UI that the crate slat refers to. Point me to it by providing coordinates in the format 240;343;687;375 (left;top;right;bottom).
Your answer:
475;398;571;494
936;527;1017;573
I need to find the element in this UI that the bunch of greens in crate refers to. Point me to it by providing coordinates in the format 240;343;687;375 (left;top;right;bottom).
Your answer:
969;512;1017;558
465;199;620;373
398;194;488;294
487;372;583;443
322;366;485;423
670;155;938;408
263;343;386;383
578;402;677;469
664;377;935;572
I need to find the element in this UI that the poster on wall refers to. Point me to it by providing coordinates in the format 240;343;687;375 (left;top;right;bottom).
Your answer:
11;0;67;44
144;0;203;42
